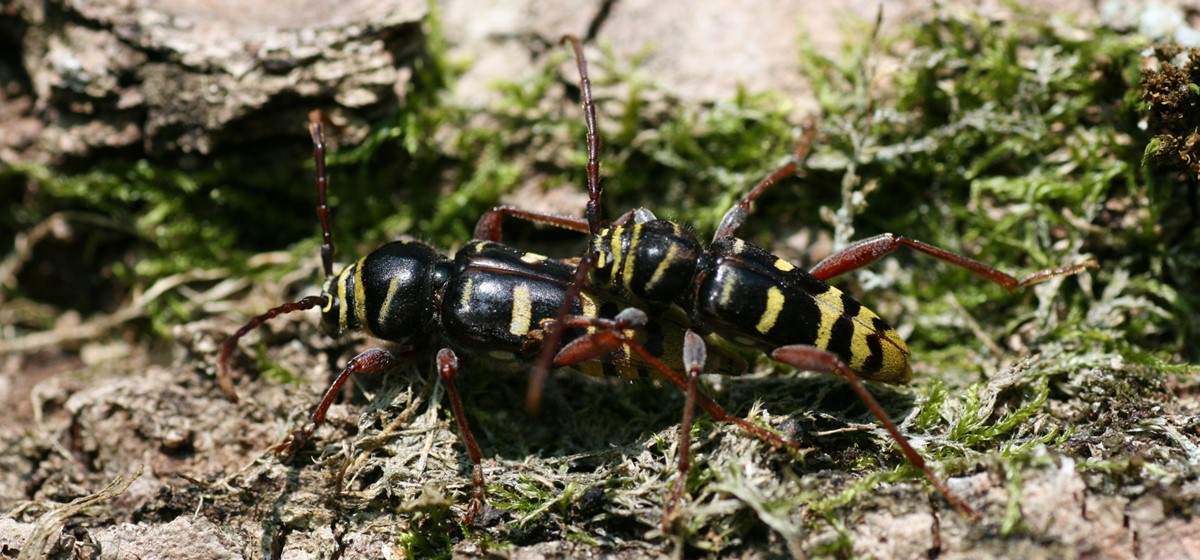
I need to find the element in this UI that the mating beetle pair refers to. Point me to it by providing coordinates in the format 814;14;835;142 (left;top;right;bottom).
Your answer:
218;35;1095;524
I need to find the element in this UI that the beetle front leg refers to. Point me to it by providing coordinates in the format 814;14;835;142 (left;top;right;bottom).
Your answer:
713;118;817;241
275;347;412;456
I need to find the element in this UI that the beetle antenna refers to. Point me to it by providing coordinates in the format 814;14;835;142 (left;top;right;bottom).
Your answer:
217;112;337;403
217;296;326;402
310;110;335;279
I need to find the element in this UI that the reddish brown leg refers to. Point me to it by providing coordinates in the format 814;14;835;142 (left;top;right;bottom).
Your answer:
514;31;619;408
663;330;706;528
521;32;661;413
497;36;611;413
435;349;488;524
476;37;607;243
274;347;411;456
713;118;818;241
524;254;599;415
472;206;591;242
771;344;980;521
808;233;1098;286
547;310;796;452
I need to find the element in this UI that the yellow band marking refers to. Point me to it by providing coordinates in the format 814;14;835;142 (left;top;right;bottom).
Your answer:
579;293;598;318
336;267;351;329
719;273;737;306
322;278;336;313
813;288;842;349
621;225;640;294
609;228;624;272
509;284;533;336
848;324;871;371
352;257;372;335
774;258;795;272
458;278;474;312
755;286;785;334
592;231;609;269
520;252;548;264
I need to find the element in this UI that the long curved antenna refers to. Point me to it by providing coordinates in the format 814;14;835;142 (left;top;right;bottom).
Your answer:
561;35;604;235
525;36;605;414
217;296;325;403
216;111;338;403
310;110;336;279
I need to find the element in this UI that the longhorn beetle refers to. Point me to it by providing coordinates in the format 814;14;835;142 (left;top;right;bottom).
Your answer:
216;111;802;523
474;36;1099;522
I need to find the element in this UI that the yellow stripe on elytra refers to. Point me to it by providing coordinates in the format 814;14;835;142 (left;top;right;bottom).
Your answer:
719;273;738;306
579;293;600;335
579;293;598;318
774;258;795;272
520;252;548;264
755;286;785;334
458;278;474;312
812;288;842;349
509;284;532;336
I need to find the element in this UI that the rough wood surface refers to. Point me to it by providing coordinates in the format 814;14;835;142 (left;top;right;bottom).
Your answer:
3;0;425;163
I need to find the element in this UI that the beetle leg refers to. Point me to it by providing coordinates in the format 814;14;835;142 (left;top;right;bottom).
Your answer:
274;347;413;456
662;330;706;530
808;233;1097;287
472;206;590;242
772;344;980;521
435;348;490;525
713;118;817;241
546;310;798;451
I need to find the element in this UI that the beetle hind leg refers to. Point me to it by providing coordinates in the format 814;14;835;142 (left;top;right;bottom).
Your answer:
772;344;980;521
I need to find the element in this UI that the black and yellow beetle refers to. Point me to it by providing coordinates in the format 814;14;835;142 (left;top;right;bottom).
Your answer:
216;111;787;524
